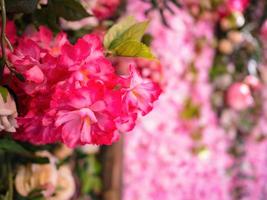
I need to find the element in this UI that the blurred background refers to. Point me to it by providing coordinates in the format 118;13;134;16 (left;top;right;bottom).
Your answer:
2;0;267;200
120;1;267;200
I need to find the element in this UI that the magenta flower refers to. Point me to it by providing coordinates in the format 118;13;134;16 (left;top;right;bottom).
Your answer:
7;25;161;147
52;81;118;147
122;66;161;116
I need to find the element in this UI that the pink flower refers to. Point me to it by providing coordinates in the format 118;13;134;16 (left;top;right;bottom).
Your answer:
8;25;161;147
8;39;46;95
244;75;262;91
52;81;118;147
226;0;250;13
122;66;161;116
31;26;69;57
218;0;250;17
261;20;267;40
6;20;17;44
226;82;254;111
0;20;18;47
59;34;103;69
38;0;48;5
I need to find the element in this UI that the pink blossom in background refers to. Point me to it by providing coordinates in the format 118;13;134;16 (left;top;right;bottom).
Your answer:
123;1;232;200
123;1;267;200
226;0;250;13
244;75;262;91
261;20;267;40
226;82;254;111
238;83;267;199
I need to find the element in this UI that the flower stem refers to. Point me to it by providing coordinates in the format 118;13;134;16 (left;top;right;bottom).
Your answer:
0;0;7;81
7;155;13;200
0;0;19;82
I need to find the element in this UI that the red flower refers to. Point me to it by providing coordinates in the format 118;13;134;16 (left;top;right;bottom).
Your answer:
9;26;161;147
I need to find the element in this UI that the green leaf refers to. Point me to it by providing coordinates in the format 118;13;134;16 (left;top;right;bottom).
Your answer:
6;0;39;13
113;40;155;59
109;20;150;49
0;138;30;155
51;0;90;21
0;86;8;103
0;138;49;164
104;16;156;60
104;16;137;49
142;33;153;46
34;6;60;32
15;190;45;200
33;0;91;31
180;99;200;120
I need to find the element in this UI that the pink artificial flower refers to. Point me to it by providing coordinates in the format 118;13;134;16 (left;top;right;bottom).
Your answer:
60;34;103;69
8;25;161;147
226;82;254;111
27;26;69;57
8;39;46;95
122;66;161;116
0;20;17;48
15;114;60;145
6;20;17;44
52;81;119;147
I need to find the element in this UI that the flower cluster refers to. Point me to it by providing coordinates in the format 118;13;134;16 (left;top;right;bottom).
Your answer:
5;26;160;148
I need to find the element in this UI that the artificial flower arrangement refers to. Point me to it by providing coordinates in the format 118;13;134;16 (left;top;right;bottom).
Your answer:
0;0;161;199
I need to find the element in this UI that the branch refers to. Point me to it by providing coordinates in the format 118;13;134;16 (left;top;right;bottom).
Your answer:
0;0;7;81
0;0;23;82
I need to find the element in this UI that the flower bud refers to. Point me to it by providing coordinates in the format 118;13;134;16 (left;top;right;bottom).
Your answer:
218;39;234;55
15;151;58;197
226;82;254;111
244;75;262;91
227;31;244;45
0;90;18;132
